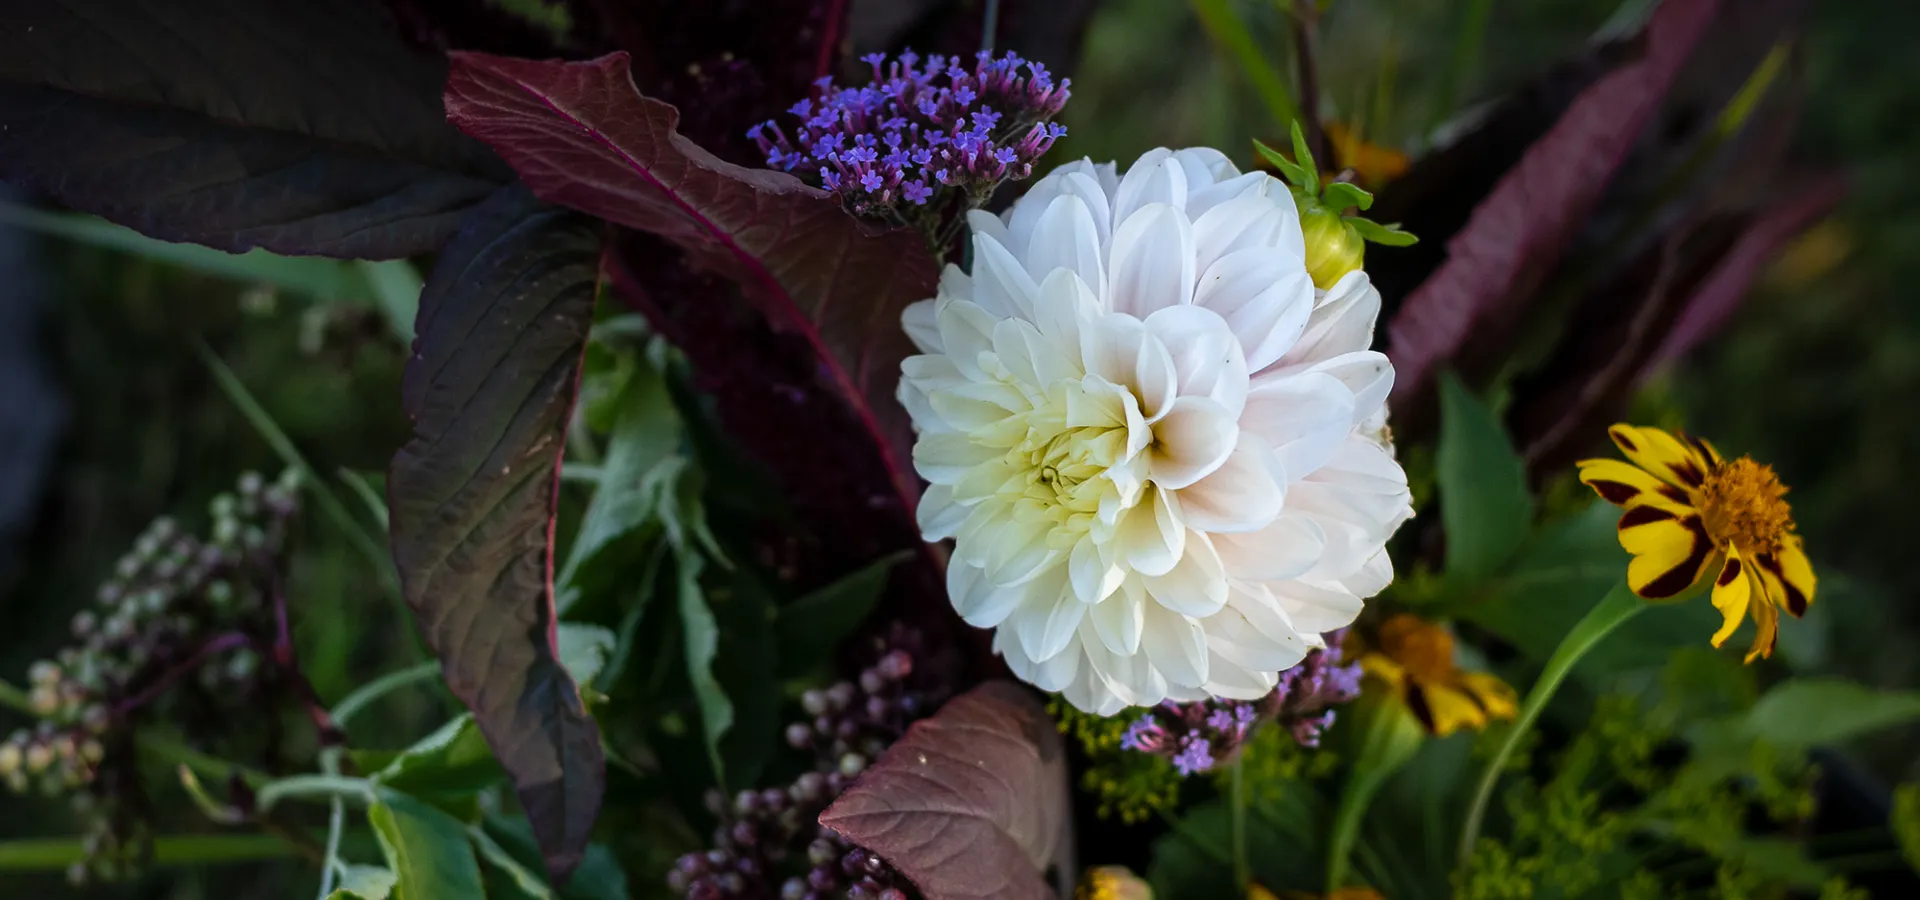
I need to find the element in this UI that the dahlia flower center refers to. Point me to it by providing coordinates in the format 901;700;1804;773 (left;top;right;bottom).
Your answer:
1697;457;1793;554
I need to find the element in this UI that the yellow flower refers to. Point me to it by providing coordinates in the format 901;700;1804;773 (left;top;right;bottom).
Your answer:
1358;615;1516;737
1078;866;1152;900
1260;885;1388;900
1326;122;1409;189
1578;424;1816;663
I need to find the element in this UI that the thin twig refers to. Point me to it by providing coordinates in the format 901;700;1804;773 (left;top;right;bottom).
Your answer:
112;632;251;717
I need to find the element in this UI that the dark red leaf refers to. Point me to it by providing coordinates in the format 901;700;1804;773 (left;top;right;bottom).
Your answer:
1383;0;1718;409
387;185;604;881
0;0;509;258
1644;176;1844;369
819;682;1073;900
443;50;936;536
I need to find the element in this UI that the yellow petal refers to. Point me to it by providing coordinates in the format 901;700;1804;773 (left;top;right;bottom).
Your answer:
1460;671;1519;721
1577;458;1693;511
1608;424;1711;490
1746;588;1780;664
1414;681;1487;737
1755;536;1817;617
1708;544;1751;649
1619;507;1716;599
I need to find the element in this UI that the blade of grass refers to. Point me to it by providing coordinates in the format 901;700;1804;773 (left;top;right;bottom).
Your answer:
0;835;297;870
1191;0;1301;131
338;468;391;533
1434;0;1494;129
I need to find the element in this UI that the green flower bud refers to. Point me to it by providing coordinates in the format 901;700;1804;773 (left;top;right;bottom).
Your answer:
1300;202;1366;289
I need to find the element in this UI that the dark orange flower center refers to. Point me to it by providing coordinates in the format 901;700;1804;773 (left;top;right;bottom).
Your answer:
1697;456;1794;555
1377;614;1456;683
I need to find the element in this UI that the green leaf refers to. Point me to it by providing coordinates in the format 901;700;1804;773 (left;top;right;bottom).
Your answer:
386;185;605;878
1149;798;1318;900
1346;218;1420;246
333;865;397;900
369;791;487;900
1326;696;1426;892
714;570;781;790
557;624;617;689
1436;372;1533;583
480;817;631;900
773;551;908;678
373;716;504;817
1189;0;1300;131
675;550;732;785
1289;120;1321;196
473;825;555;900
1252;139;1310;187
1322;181;1374;212
558;357;684;609
1741;678;1920;748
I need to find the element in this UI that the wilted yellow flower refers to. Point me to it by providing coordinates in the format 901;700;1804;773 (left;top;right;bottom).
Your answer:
1578;424;1816;662
1078;866;1152;900
1326;122;1409;189
1359;615;1516;736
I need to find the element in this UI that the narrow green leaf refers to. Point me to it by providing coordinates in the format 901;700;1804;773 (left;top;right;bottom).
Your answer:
714;571;781;790
353;259;424;342
676;551;732;785
558;359;683;608
472;825;555;900
1326;697;1425;892
1289;121;1321;197
1253;138;1310;186
773;551;908;678
338;469;391;533
369;791;487;900
1436;372;1533;583
557;624;617;689
1322;181;1374;213
373;716;504;814
1189;0;1301;130
479;817;631;900
1346;218;1419;246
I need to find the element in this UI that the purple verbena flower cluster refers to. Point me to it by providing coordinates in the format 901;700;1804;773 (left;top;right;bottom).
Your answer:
748;50;1070;222
1119;630;1362;776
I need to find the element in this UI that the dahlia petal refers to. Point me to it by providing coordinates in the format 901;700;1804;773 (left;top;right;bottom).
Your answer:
1148;395;1239;489
984;515;1060;586
992;316;1074;390
972;232;1041;320
1192;247;1315;372
1013;564;1083;661
896;371;943;434
1298;350;1393;428
1171;146;1236;189
1274;270;1380;370
911;431;999;483
1033;645;1081;692
1202;651;1282;701
1203;607;1308;673
1213;514;1325;581
1026;194;1108;299
1059;171;1117;256
1032;268;1096;356
934;298;998;381
1108;203;1196;317
1070;535;1124;604
1192;195;1279;275
1266;578;1365;633
1241;372;1354;479
928;379;1026;431
916;483;967;541
966;208;1014;253
1116;484;1185;576
1143;304;1250;417
1083;313;1177;421
1089;584;1145;655
1176;435;1284;533
903;298;941;353
1186;172;1274;224
1141;530;1229;617
952;560;1021;628
1140;601;1209;688
1112;148;1189;225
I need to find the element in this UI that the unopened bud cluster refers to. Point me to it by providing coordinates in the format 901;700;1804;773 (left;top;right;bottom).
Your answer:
669;623;953;900
2;470;301;883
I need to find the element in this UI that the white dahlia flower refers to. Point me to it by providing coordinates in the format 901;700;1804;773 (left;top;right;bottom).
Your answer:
898;147;1414;713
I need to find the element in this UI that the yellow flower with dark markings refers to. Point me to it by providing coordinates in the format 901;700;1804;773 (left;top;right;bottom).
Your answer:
1358;615;1516;737
1578;424;1816;663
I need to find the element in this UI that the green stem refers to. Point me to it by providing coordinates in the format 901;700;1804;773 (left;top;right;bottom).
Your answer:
1327;699;1424;893
138;731;270;790
255;774;376;813
0;834;295;870
0;678;32;715
1456;583;1643;868
330;661;441;728
1231;754;1251;889
1327;765;1393;892
315;748;346;900
1436;0;1493;125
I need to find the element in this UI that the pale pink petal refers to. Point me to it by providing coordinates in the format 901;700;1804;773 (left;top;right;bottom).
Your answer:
1141;530;1229;617
1193;247;1315;371
1241;371;1354;479
1175;435;1284;533
1108;203;1196;318
1149;395;1238;489
1140;601;1209;688
1142;305;1249;417
1111;148;1188;225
